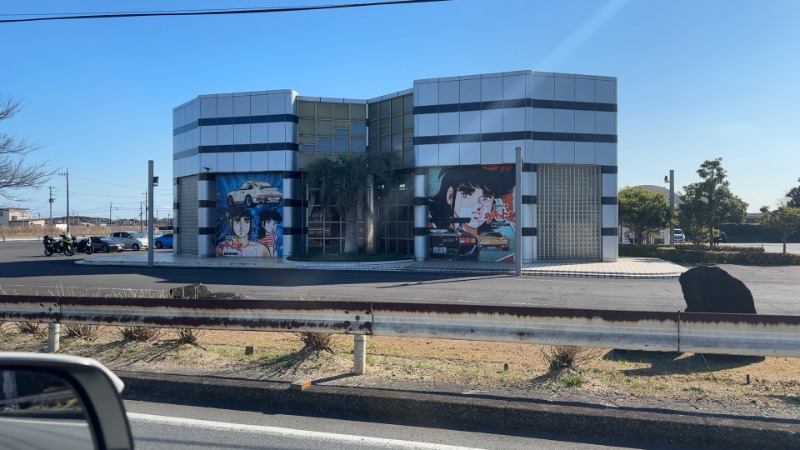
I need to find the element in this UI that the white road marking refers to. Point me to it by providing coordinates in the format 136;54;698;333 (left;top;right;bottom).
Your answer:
128;412;482;450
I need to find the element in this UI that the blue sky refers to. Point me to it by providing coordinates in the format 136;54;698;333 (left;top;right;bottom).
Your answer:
2;0;798;220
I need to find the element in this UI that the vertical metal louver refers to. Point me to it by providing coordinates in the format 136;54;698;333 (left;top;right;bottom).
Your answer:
177;175;198;255
537;165;601;260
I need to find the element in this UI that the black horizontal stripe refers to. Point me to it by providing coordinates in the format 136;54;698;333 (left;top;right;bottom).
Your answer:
198;227;215;235
601;197;617;205
414;227;429;236
198;143;299;153
522;195;537;205
522;227;537;237
413;99;616;116
283;227;306;236
414;132;617;146
601;227;618;236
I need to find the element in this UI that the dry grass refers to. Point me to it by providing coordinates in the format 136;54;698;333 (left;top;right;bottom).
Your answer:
63;324;99;341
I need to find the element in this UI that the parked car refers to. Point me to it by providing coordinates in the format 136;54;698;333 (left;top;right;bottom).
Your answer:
713;231;728;244
478;231;510;251
226;180;282;207
154;233;173;249
429;228;478;260
674;228;686;243
89;236;124;253
109;231;148;250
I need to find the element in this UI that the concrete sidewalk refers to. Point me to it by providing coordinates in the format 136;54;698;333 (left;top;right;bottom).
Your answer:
77;252;687;279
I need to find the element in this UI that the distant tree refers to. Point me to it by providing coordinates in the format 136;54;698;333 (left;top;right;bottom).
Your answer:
786;178;800;208
305;153;391;253
618;186;670;244
759;205;800;254
0;94;55;200
678;158;747;246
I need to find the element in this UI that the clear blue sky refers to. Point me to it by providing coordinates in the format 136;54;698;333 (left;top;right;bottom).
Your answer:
2;0;798;220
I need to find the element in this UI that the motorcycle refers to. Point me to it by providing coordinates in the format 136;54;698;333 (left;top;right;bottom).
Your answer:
75;237;94;255
43;234;76;257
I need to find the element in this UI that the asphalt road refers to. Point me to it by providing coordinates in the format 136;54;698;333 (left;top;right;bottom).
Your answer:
2;240;800;314
124;399;654;450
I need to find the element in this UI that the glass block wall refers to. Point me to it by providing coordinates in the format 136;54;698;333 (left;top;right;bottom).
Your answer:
537;164;601;260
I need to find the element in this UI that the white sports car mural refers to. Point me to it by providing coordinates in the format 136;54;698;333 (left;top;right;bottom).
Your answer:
226;180;282;207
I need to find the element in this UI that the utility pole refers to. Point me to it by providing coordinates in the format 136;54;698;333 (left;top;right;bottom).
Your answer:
139;201;144;232
58;168;70;233
109;202;112;225
48;187;54;226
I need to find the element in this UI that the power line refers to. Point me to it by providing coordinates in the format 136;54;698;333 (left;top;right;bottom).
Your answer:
0;1;448;24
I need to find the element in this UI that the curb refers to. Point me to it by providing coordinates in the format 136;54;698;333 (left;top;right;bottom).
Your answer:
118;371;799;449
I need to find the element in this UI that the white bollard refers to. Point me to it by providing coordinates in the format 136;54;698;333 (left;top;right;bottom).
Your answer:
47;323;60;353
353;335;367;375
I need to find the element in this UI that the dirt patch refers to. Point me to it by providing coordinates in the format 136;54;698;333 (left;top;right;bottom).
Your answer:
2;323;798;419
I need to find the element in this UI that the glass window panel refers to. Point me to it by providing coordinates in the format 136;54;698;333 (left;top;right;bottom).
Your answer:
316;120;332;135
334;138;349;152
300;135;315;144
391;133;402;151
333;103;349;119
334;128;349;137
403;138;413;149
317;137;333;152
334;120;349;129
351;104;366;120
298;101;315;118
351;121;366;136
352;138;367;152
403;149;414;166
380;118;390;130
403;114;413;130
391;97;402;116
391;115;402;131
380;135;391;152
368;103;380;119
368;122;379;138
299;119;315;135
380;100;390;118
403;94;413;113
316;102;332;119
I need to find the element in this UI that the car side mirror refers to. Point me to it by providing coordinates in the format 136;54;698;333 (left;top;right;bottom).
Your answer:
0;353;133;450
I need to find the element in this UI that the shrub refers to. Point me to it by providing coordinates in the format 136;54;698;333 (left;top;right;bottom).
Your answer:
120;326;161;342
64;324;99;341
176;328;204;345
17;322;45;336
297;332;335;354
619;245;800;265
540;345;601;371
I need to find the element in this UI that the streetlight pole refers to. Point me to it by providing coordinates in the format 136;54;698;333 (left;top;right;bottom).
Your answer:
58;168;70;233
665;170;675;246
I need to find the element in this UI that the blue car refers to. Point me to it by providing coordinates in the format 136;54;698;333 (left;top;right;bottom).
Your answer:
153;233;173;249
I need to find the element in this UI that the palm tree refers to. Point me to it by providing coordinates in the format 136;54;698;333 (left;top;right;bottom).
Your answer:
305;153;391;253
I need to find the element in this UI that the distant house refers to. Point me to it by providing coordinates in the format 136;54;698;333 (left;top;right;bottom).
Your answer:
0;207;45;227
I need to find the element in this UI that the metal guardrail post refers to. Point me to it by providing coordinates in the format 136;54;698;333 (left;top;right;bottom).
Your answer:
353;335;367;375
47;323;60;353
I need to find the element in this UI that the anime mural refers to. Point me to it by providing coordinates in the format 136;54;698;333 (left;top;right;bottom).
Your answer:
216;174;284;258
428;165;516;262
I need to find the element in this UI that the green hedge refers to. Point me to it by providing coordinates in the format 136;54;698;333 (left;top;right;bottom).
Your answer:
619;245;800;265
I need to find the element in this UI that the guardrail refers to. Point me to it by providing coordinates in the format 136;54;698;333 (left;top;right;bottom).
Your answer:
2;295;799;374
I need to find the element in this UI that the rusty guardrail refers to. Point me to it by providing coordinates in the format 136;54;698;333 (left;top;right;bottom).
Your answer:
2;295;799;374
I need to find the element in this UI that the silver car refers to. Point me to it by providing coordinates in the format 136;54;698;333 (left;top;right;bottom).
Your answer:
109;231;149;250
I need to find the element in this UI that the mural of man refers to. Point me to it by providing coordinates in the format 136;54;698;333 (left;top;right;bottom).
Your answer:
258;209;283;257
216;206;269;257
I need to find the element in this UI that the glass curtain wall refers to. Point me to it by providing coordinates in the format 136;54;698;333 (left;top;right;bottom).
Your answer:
299;100;368;254
369;93;414;256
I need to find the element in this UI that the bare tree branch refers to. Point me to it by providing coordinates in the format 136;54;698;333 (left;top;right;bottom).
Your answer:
0;93;55;200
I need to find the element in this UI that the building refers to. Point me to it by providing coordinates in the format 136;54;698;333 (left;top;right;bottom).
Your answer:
0;207;45;227
172;70;618;262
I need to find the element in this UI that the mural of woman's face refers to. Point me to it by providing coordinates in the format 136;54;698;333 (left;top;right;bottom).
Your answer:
232;216;251;239
447;185;494;229
262;219;277;234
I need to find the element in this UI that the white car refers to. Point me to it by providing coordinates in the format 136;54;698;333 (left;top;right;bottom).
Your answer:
109;231;149;250
226;180;282;207
674;228;686;243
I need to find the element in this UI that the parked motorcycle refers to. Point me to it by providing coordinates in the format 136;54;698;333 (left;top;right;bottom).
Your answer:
43;234;76;257
75;237;94;255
